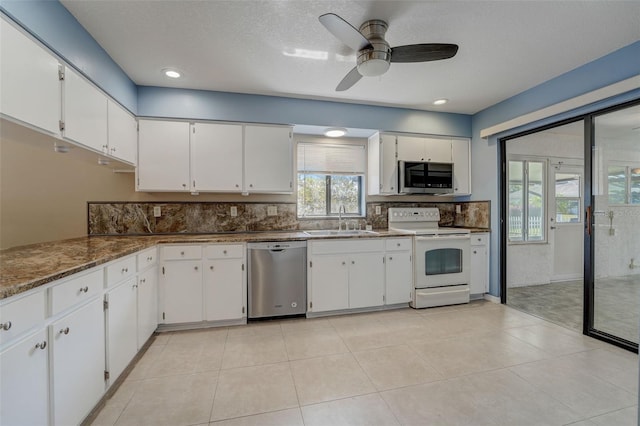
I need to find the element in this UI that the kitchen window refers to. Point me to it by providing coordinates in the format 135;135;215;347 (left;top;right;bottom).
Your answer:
508;158;546;242
297;142;365;217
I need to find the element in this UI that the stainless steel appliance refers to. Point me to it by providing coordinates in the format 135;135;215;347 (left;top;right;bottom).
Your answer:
388;207;470;308
247;241;307;318
398;160;454;194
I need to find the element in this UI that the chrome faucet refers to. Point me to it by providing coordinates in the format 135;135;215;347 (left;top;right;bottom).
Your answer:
338;205;346;231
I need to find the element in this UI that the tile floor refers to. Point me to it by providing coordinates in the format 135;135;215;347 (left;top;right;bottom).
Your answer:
90;301;638;426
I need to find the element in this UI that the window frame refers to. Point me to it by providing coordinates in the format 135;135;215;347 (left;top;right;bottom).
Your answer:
607;161;640;206
507;156;548;244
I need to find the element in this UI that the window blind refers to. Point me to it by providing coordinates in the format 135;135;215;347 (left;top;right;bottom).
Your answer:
297;142;366;174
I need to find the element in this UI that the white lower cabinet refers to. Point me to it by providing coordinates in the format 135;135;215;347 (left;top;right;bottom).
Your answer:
470;233;490;297
0;329;49;426
161;259;203;324
137;266;158;348
309;254;350;312
348;253;385;309
204;257;245;321
51;297;105;426
384;238;413;305
105;278;138;385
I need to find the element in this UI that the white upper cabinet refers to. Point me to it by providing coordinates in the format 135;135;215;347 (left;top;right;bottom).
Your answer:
244;125;293;193
191;122;243;192
62;66;108;152
451;138;471;195
107;99;137;164
137;120;191;191
397;135;452;163
0;18;61;136
368;133;398;195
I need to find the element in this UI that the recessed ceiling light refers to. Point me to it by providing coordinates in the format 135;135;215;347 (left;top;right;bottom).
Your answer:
163;68;181;79
433;99;448;106
324;127;347;138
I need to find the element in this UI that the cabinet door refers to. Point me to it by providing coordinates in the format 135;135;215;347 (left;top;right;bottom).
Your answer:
107;99;137;164
51;298;105;426
0;18;61;136
137;267;158;348
396;135;424;161
348;253;385;308
191;122;243;192
451;138;471;195
309;255;349;312
470;245;488;295
63;66;108;152
106;279;138;384
423;137;452;163
204;258;244;321
161;261;203;323
379;134;398;194
244;125;293;193
0;330;49;426
137;120;190;191
385;252;412;304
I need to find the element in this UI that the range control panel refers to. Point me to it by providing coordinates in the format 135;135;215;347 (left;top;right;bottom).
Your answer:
388;207;440;223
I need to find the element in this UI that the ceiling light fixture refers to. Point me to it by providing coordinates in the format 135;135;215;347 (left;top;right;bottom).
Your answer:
433;99;448;106
324;127;347;138
163;68;181;79
53;143;70;153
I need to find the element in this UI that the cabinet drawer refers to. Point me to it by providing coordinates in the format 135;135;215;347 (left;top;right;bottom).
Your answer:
470;233;489;246
161;245;202;260
137;247;158;271
105;255;137;287
204;244;243;259
50;269;103;315
385;238;412;251
310;239;384;255
0;291;46;346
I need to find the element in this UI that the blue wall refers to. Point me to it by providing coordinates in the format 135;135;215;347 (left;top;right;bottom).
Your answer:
471;40;640;296
0;0;138;113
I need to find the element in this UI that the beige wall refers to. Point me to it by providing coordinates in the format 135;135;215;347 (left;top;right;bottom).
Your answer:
0;121;293;249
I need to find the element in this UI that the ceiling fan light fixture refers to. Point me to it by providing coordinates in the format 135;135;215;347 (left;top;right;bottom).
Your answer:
433;98;448;105
163;68;181;79
324;127;347;138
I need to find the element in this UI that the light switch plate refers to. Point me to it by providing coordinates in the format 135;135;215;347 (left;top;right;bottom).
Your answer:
456;204;461;214
230;206;238;217
153;206;161;217
267;206;278;216
375;206;381;215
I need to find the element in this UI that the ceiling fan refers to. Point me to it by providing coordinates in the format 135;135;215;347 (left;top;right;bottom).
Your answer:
319;13;459;91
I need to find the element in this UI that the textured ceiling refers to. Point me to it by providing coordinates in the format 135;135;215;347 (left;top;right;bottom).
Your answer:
61;1;640;115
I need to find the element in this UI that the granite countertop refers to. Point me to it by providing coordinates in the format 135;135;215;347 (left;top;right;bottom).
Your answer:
0;230;414;300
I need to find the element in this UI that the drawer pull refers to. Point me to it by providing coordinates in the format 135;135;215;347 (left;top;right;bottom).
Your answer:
35;341;47;350
1;321;12;331
147;256;153;261
79;286;89;293
140;278;146;284
341;261;346;265
389;256;393;260
210;266;214;271
194;266;199;271
181;251;185;256
121;267;128;273
351;260;355;265
397;243;401;247
223;250;227;255
59;327;70;335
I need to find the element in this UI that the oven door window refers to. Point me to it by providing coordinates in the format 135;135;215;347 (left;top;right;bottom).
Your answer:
424;248;463;275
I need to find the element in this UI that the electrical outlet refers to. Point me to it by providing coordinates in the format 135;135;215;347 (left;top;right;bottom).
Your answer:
456;204;461;214
375;205;381;215
267;206;278;216
153;206;161;217
230;206;238;217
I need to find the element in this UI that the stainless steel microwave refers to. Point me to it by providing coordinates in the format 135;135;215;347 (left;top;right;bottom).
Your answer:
398;160;454;194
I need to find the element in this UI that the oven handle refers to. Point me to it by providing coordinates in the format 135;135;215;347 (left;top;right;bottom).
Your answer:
416;235;470;241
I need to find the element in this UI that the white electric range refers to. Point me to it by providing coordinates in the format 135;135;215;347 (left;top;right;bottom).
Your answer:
388;207;471;308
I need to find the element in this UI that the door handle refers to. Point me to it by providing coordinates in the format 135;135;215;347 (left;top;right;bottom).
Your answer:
550;226;556;230
586;206;592;236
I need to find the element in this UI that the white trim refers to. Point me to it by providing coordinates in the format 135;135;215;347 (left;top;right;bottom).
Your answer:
483;294;501;303
480;76;640;139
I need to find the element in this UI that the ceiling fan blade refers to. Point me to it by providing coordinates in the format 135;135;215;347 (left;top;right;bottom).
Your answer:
319;13;372;51
390;43;459;63
335;66;362;91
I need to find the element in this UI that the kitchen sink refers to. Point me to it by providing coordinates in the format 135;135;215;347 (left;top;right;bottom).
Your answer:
303;229;379;236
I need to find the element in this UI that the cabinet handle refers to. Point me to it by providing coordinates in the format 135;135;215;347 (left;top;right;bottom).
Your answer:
249;184;253;188
223;250;227;255
351;260;355;265
140;278;146;283
397;243;401;247
181;251;185;256
0;321;12;331
389;256;393;261
59;327;70;335
194;266;199;271
133;284;138;289
182;184;187;188
235;184;239;188
210;266;214;270
147;256;153;261
35;341;47;350
79;286;89;293
341;261;346;265
111;147;116;153
121;267;128;273
473;250;477;254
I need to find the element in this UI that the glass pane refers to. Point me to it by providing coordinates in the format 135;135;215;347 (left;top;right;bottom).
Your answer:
527;162;544;241
297;173;326;216
607;166;626;204
556;199;580;222
330;175;360;214
555;172;580;198
631;167;640;204
508;161;524;241
425;248;462;275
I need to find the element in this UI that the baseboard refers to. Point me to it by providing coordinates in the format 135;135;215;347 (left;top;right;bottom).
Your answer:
484;294;500;303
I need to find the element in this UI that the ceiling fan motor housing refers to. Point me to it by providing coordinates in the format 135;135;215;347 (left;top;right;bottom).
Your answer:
357;19;391;77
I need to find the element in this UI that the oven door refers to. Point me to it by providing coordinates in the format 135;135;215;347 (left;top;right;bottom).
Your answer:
414;235;470;288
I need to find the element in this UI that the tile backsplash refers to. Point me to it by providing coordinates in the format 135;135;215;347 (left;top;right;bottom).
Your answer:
88;201;490;235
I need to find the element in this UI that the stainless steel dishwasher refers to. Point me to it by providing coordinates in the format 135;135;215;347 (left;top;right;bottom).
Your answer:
247;241;307;319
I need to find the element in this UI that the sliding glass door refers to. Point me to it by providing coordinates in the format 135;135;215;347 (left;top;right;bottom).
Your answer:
588;102;640;347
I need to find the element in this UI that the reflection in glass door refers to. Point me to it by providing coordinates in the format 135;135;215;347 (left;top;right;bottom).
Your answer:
590;102;640;346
